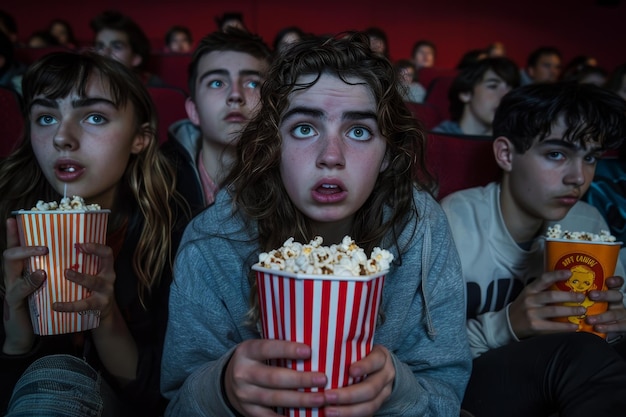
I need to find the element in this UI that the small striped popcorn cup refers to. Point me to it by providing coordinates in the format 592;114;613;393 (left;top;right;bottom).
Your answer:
14;209;109;335
253;265;386;417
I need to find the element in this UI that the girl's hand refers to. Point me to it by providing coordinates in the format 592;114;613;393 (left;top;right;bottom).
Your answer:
2;218;48;354
586;275;626;335
52;242;117;321
508;269;584;339
322;345;395;417
224;339;327;416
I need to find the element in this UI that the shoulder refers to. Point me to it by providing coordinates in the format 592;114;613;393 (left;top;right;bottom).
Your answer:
555;201;608;232
432;120;462;134
441;183;496;213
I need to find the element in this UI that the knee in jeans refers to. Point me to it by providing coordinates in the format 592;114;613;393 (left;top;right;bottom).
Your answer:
8;354;103;417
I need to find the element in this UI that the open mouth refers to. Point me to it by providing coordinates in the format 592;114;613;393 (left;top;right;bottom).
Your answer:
317;184;342;194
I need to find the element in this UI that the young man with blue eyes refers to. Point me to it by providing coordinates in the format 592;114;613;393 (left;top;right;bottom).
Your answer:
441;82;626;417
162;29;271;211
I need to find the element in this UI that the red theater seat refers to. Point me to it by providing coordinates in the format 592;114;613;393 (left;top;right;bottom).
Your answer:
14;46;71;65
0;86;24;158
404;102;442;131
417;67;458;90
147;86;188;144
423;132;501;200
424;75;455;122
147;53;192;94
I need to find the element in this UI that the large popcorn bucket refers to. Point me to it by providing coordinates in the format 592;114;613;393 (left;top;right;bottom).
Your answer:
14;210;109;335
545;238;622;338
253;265;386;417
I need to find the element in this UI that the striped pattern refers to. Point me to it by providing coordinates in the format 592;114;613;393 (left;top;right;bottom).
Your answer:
16;211;108;335
254;267;385;417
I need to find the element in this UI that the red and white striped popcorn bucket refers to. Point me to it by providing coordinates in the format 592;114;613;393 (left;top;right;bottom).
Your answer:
14;210;109;335
253;265;386;417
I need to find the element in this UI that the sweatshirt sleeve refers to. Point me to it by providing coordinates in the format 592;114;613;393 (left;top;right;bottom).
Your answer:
161;235;248;417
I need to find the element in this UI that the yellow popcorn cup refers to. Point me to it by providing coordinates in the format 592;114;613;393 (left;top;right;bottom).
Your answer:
545;238;622;339
253;265;386;417
14;209;110;335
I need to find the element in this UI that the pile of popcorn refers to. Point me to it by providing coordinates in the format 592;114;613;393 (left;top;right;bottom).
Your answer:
546;224;616;242
30;196;101;211
257;235;394;276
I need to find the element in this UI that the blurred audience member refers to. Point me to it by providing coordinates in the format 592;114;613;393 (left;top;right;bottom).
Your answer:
215;12;247;32
48;19;77;49
272;26;306;54
605;63;626;101
165;25;192;53
0;10;19;45
456;48;488;70
364;26;389;58
27;30;59;48
486;41;506;57
433;57;520;136
91;10;165;87
521;46;562;85
394;59;426;103
0;30;25;95
563;64;608;86
412;39;436;71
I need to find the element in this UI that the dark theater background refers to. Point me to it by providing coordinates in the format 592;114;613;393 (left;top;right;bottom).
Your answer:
3;0;626;71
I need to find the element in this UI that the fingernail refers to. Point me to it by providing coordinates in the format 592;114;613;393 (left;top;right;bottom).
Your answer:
312;375;327;385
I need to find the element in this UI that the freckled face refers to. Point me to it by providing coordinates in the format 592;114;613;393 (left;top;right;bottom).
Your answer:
279;73;388;235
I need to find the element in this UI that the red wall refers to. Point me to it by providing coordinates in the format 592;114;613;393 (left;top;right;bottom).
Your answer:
5;0;626;71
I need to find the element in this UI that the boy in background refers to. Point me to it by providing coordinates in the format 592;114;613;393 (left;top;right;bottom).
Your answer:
441;82;626;417
432;57;519;136
90;10;165;87
161;29;271;212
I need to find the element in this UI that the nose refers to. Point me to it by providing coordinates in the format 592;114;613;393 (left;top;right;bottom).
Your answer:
563;159;586;187
227;83;245;106
316;134;345;169
53;121;79;151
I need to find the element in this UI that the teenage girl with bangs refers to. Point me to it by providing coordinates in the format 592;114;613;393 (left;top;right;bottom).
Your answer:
0;51;190;416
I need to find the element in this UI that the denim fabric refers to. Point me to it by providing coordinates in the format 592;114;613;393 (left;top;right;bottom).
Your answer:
6;354;127;417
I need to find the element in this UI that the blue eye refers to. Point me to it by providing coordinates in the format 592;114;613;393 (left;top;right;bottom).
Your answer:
245;80;261;89
292;124;316;139
36;115;57;126
547;151;565;161
584;154;598;164
86;114;107;125
208;80;224;88
347;126;372;141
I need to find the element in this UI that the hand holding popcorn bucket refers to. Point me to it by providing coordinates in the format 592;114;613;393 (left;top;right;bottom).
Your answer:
545;225;622;339
253;236;391;417
13;198;109;335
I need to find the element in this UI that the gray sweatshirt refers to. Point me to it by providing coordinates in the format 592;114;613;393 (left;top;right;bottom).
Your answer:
161;188;471;416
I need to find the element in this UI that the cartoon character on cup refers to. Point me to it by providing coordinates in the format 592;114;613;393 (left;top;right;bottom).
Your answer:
564;265;597;329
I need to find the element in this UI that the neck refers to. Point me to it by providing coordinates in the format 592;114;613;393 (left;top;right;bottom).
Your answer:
459;111;492;136
201;140;236;186
311;218;354;245
499;177;543;243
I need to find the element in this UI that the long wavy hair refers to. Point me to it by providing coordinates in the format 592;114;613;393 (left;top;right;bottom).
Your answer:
0;52;185;304
225;33;433;313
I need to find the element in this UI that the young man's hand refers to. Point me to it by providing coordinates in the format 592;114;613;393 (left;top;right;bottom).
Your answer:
508;269;584;339
586;275;626;334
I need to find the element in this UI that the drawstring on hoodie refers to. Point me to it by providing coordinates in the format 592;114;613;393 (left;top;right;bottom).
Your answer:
421;221;437;339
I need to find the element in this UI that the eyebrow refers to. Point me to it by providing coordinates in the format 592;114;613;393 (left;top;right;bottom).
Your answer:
539;138;604;153
198;68;263;84
282;106;377;122
29;97;117;111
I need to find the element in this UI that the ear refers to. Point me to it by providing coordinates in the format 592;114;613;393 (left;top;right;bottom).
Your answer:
131;123;151;154
131;54;143;69
459;91;472;103
493;136;514;172
185;97;201;126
